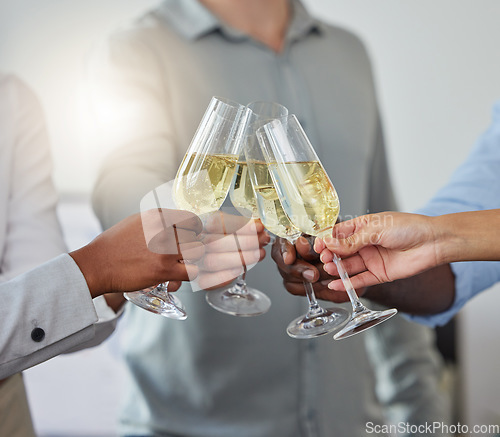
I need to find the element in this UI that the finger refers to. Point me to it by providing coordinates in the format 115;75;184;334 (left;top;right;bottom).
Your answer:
279;238;297;265
317;262;336;281
319;249;334;264
160;261;199;282
331;218;359;240
200;249;263;272
146;228;201;254
322;255;367;277
327;271;383;290
276;257;320;283
204;212;264;234
197;267;245;290
313;288;351;303
166;281;182;292
283;279;353;304
314;237;326;254
178;241;205;262
259;230;272;247
325;216;382;257
202;233;262;252
164;209;203;234
295;236;319;262
142;209;203;242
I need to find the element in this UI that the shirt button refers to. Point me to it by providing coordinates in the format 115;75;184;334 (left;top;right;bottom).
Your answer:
31;327;45;342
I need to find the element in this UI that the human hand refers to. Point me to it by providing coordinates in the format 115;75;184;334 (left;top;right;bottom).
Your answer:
270;235;352;303
70;209;204;298
314;212;440;291
194;211;270;290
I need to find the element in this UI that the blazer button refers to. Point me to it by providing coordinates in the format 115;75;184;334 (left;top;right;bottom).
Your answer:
31;327;45;342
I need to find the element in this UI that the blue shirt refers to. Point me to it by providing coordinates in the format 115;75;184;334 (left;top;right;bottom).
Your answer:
411;101;500;327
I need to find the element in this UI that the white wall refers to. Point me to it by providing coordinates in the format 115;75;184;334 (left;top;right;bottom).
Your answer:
3;0;500;435
304;0;500;212
0;0;161;193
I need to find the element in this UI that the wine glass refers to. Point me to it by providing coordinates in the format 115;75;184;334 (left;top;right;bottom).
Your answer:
172;96;253;315
246;114;349;339
203;102;289;316
256;114;397;340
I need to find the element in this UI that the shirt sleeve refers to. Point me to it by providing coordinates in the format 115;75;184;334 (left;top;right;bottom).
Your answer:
0;76;122;362
0;255;99;379
408;101;500;327
0;76;66;281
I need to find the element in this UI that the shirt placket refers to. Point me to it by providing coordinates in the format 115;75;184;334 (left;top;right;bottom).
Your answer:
273;44;321;437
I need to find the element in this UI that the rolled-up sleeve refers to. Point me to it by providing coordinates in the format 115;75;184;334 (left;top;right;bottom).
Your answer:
408;101;500;327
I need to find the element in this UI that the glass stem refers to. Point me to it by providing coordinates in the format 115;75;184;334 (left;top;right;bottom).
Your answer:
226;211;249;296
153;283;172;300
333;254;366;314
304;281;324;317
230;273;249;296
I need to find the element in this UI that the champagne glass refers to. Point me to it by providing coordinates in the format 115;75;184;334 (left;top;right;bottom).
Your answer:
172;96;252;315
246;114;349;339
256;114;397;340
205;102;289;316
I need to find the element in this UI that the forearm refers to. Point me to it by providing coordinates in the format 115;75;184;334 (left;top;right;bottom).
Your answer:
433;209;500;263
363;264;455;315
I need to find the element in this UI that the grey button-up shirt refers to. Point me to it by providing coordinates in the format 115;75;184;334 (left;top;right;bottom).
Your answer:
89;1;450;436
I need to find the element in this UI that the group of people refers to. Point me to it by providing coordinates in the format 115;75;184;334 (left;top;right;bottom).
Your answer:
1;0;499;436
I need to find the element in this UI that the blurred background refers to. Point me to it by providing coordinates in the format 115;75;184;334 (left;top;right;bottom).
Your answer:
2;0;500;435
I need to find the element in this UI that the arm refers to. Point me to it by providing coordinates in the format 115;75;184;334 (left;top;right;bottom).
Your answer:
317;210;500;291
1;77;129;352
0;209;203;378
320;99;500;325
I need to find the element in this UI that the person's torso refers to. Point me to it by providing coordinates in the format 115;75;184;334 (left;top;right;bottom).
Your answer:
118;6;389;437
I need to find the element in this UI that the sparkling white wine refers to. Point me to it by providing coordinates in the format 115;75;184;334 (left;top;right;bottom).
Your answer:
229;162;258;217
269;161;340;239
173;153;238;214
245;161;301;240
254;183;301;241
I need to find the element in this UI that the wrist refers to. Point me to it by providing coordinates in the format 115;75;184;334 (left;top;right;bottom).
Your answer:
431;214;465;265
69;246;105;299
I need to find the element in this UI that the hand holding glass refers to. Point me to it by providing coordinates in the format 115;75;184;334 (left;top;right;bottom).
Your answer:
173;96;266;316
256;115;397;340
248;114;349;339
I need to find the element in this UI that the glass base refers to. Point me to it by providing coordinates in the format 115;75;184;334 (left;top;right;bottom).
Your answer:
287;307;349;339
333;308;397;340
124;287;187;320
205;286;271;317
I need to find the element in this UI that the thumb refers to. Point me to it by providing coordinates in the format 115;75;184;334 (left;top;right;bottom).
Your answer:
324;222;381;257
322;234;365;256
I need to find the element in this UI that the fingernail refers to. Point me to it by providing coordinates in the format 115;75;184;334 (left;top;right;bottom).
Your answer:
327;281;335;289
283;251;289;263
323;236;335;245
302;270;315;281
